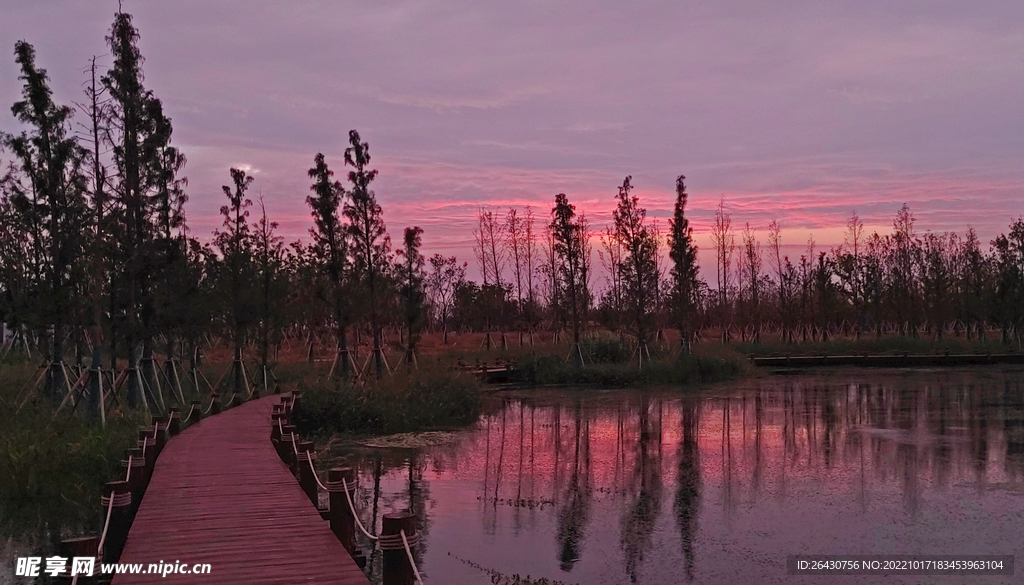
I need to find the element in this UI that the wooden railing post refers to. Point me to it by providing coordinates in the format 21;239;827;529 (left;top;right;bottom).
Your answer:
328;467;357;554
382;512;417;585
168;408;181;436
211;393;222;415
190;400;202;422
123;447;145;513
152;417;167;455
270;412;287;442
101;480;133;564
291;391;302;418
297;441;318;507
230;392;242;408
138;429;156;488
59;536;99;584
279;425;297;470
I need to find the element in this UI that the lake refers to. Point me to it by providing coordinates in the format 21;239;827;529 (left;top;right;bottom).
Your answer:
330;368;1024;585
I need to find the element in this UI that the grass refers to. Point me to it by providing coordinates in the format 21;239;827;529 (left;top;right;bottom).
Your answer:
0;360;146;542
509;337;746;387
293;366;485;438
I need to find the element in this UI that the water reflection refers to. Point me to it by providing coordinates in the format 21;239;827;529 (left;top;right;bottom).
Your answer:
334;369;1024;585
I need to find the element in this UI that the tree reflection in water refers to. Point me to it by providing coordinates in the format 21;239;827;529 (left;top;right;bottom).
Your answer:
674;400;700;582
330;369;1024;585
556;399;592;571
620;392;663;582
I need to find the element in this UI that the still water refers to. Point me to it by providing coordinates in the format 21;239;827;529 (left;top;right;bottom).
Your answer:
331;368;1024;585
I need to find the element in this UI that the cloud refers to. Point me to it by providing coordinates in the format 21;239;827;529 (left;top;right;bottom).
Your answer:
1;0;1022;287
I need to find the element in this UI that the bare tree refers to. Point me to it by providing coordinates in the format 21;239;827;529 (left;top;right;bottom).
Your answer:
473;206;505;288
740;223;762;342
542;221;560;332
710;198;735;341
767;220;785;340
426;254;466;344
505;207;526;310
598;224;625;335
523;205;538;337
842;211;865;338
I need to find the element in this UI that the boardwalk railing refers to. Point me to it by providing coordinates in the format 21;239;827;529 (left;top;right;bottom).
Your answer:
271;393;425;585
61;390;236;584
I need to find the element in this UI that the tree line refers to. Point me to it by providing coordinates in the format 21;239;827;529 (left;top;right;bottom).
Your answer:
3;11;1024;407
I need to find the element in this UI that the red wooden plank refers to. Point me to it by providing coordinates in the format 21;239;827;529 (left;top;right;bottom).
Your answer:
113;396;369;584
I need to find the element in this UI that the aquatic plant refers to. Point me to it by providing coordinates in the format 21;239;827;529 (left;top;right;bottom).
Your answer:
295;368;483;437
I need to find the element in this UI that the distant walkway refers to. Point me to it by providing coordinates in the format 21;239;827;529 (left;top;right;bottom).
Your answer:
753;353;1024;368
113;396;369;584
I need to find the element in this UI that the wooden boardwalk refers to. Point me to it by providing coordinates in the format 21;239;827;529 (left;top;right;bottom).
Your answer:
114;395;370;584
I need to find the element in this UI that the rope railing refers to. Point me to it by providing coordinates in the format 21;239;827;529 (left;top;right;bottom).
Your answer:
200;394;217;415
95;491;116;556
180;402;196;424
272;391;425;581
401;530;424;585
340;477;379;541
122;454;134;483
305;450;329;492
377;530;423;584
70;382;241;582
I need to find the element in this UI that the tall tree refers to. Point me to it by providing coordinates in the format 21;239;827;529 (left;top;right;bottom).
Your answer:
74;54;113;417
668;175;699;354
551;193;587;362
252;196;287;387
306;153;352;379
397;226;426;368
4;40;89;397
213;168;255;396
103;11;177;408
343;130;390;378
888;203;921;336
613;176;658;365
992;218;1024;347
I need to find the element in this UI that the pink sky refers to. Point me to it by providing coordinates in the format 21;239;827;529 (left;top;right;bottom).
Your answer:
2;1;1022;283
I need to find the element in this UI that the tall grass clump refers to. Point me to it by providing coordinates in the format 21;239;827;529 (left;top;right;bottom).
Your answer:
0;363;146;538
294;368;483;437
511;346;743;387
